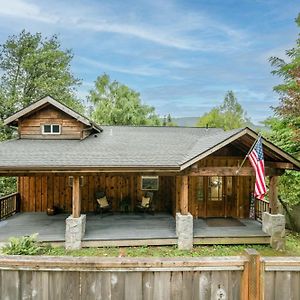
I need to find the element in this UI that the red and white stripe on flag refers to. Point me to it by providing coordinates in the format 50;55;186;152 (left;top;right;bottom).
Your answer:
248;137;267;200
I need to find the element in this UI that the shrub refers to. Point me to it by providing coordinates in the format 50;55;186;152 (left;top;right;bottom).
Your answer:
2;233;43;255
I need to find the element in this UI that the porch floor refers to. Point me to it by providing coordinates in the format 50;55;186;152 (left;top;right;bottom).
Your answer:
0;213;269;245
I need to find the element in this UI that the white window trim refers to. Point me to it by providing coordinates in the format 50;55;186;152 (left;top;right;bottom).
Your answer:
141;176;159;191
42;124;61;135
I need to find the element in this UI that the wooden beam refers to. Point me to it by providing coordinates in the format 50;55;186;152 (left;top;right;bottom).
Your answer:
269;176;279;214
186;167;283;177
180;175;189;215
265;161;294;169
72;175;81;218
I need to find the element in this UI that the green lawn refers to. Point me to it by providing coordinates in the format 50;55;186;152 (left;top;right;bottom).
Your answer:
2;231;300;257
42;231;300;257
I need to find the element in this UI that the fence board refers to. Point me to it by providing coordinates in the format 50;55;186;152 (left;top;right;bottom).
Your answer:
153;271;171;300
170;271;183;300
274;271;292;300
142;271;154;300
111;272;125;300
291;271;300;300
199;271;212;300
49;271;80;300
32;271;49;300
125;272;142;300
1;270;20;300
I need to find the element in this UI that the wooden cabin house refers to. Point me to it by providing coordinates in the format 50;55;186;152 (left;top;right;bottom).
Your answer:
0;96;299;249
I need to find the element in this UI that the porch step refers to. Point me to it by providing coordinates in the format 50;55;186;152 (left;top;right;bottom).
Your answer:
82;238;178;247
193;236;271;245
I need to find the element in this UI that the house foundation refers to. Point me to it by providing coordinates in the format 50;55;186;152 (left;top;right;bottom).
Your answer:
262;212;285;250
65;214;86;250
176;212;193;250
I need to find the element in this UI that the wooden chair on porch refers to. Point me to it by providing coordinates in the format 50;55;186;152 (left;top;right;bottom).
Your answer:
95;191;113;217
135;192;155;214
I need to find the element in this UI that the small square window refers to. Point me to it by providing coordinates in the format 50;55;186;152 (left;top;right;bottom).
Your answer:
141;176;159;190
43;125;51;133
52;125;60;133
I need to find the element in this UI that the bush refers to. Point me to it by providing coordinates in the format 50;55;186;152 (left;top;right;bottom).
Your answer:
1;234;43;255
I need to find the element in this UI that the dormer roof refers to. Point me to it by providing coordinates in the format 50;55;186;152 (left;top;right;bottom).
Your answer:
4;96;102;133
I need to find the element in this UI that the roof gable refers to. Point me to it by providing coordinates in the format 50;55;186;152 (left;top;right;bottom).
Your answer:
180;127;300;170
4;96;102;132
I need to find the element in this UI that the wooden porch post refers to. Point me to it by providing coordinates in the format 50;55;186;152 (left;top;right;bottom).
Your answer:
180;176;189;215
269;176;279;214
72;176;81;218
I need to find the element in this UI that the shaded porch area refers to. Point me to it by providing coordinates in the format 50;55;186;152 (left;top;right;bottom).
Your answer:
0;213;270;246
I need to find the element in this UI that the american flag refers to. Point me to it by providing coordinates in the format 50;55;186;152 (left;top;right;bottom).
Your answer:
248;137;267;200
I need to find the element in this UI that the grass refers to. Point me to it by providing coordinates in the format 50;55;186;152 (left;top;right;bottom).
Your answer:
1;231;300;257
36;231;300;258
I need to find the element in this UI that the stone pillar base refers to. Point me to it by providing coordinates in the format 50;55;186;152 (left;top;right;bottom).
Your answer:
176;212;193;250
65;214;86;250
262;212;285;250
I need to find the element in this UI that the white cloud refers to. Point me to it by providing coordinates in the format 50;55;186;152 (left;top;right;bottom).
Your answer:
0;0;58;23
78;56;165;77
0;0;248;52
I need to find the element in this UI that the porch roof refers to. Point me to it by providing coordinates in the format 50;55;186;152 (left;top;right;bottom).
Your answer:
0;126;299;172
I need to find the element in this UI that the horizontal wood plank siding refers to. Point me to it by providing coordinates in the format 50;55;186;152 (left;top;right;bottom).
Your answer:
19;105;86;139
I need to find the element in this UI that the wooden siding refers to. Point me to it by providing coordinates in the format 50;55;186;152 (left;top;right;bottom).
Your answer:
18;156;255;218
18;175;175;213
181;155;255;218
18;105;87;139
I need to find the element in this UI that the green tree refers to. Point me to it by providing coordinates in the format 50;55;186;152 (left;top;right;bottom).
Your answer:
88;74;161;125
196;91;248;130
267;14;300;208
0;30;83;114
0;30;83;196
263;117;300;208
269;14;300;143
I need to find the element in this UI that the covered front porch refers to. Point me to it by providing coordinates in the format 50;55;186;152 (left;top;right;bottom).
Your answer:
0;212;269;247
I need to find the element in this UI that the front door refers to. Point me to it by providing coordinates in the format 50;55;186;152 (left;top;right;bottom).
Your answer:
206;176;225;217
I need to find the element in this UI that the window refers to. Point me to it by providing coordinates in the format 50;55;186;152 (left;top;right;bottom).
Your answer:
42;124;61;135
68;176;84;187
196;177;204;201
141;176;159;190
208;176;223;201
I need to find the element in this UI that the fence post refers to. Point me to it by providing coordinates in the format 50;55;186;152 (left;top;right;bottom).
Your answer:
244;249;261;300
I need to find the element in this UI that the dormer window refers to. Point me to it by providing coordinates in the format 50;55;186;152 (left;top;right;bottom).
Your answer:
42;124;61;135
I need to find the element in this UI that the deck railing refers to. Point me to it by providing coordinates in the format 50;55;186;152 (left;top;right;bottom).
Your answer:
0;192;20;220
255;198;270;222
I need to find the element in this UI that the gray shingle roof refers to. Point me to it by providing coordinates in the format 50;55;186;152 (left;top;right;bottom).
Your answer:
0;126;243;170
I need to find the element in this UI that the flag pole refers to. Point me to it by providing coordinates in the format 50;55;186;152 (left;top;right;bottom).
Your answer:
235;134;261;175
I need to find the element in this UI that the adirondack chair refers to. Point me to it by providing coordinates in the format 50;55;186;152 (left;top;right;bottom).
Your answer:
135;191;155;214
95;191;112;216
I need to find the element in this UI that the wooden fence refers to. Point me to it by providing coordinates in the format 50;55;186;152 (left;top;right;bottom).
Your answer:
0;192;20;220
0;251;299;299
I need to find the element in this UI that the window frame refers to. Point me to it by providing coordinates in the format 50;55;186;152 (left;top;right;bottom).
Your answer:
208;176;223;201
42;124;61;135
141;176;159;191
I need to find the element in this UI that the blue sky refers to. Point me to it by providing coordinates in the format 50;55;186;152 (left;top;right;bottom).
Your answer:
0;0;298;124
